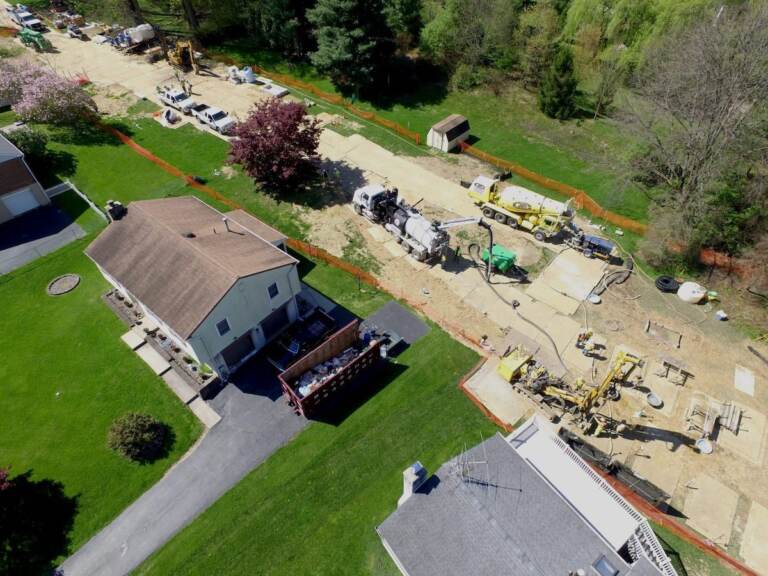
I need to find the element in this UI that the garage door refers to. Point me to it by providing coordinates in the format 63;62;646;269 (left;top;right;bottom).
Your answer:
220;332;256;369
3;188;40;217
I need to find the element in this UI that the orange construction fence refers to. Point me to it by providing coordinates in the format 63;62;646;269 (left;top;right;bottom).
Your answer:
458;141;648;236
248;65;422;145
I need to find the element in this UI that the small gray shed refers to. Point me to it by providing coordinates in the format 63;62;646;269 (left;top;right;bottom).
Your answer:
426;114;470;152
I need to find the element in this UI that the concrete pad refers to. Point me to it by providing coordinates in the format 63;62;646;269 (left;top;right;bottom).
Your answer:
683;475;739;546
718;405;766;465
741;501;768;575
526;278;581;316
383;240;406;258
463;359;532;427
161;370;198;405
367;225;390;243
629;441;684;497
542;313;582;355
562;342;598;375
188;397;222;428
404;256;430;271
735;365;756;397
135;345;172;376
638;370;681;417
121;330;146;351
539;250;606;301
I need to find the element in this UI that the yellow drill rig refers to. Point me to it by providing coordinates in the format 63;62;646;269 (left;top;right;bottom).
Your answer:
498;346;642;430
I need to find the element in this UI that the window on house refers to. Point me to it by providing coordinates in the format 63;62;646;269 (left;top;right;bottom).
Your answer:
268;282;279;299
216;318;231;336
593;556;619;576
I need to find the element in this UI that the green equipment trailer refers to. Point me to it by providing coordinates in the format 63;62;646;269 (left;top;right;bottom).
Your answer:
18;29;51;52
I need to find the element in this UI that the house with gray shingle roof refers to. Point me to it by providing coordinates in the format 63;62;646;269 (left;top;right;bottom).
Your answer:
377;415;677;576
0;133;49;224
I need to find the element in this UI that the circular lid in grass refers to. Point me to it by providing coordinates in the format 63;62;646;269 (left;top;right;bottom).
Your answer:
47;274;80;296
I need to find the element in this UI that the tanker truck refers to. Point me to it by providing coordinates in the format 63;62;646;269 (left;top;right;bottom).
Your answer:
352;185;449;262
467;175;575;242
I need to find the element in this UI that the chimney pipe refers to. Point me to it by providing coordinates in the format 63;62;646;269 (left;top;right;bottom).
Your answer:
222;216;230;232
398;461;427;507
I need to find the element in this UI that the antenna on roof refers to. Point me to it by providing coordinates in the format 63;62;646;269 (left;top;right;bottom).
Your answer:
222;216;231;233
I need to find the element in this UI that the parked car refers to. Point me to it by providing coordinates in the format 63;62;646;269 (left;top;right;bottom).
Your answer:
158;88;197;114
192;105;236;135
9;8;44;31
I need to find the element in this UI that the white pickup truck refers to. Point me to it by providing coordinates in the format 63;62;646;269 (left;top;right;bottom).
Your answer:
8;8;44;31
191;104;236;135
158;88;197;114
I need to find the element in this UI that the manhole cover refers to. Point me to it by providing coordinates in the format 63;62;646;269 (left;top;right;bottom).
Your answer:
47;274;81;296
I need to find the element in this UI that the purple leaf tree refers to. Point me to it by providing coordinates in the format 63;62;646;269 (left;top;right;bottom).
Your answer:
0;62;96;126
229;99;321;191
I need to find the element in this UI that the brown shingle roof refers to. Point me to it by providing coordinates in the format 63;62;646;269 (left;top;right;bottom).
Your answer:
0;158;37;196
86;197;296;339
430;114;468;135
224;209;287;244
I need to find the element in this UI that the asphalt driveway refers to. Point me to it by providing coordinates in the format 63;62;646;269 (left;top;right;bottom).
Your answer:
60;358;308;576
0;205;85;274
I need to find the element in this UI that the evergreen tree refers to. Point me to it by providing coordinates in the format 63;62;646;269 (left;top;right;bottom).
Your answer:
538;44;578;119
307;0;395;95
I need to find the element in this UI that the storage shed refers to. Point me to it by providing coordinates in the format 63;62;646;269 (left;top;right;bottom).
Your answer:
427;114;470;152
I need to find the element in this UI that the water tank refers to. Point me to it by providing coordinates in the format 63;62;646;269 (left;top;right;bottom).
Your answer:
404;215;446;253
128;23;154;43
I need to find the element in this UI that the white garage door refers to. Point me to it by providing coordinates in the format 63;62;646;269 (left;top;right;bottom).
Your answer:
2;188;40;217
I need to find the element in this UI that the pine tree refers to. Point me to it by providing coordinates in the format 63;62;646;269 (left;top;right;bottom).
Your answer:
538;44;579;120
307;0;395;96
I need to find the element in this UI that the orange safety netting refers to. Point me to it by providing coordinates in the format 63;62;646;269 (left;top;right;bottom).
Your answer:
249;65;422;145
458;141;648;235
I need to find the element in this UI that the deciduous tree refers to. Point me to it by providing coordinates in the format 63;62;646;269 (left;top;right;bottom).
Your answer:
229;99;321;190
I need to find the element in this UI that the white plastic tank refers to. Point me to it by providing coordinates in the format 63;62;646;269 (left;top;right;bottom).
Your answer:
128;23;154;43
677;281;707;304
500;184;569;215
239;66;256;83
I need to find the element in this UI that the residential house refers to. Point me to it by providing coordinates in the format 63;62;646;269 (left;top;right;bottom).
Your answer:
86;196;301;378
0;133;49;224
377;415;677;576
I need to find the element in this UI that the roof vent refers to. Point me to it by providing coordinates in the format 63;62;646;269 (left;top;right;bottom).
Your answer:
183;232;196;238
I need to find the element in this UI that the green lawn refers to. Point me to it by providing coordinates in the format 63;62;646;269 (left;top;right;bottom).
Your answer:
0;106;17;127
652;523;738;576
0;241;202;560
211;43;649;222
136;317;494;575
51;189;108;235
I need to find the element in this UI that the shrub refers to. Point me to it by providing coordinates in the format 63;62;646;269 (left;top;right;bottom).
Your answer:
5;126;49;160
108;413;169;463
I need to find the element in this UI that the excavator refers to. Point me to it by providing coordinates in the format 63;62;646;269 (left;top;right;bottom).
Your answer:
165;38;199;74
498;346;642;431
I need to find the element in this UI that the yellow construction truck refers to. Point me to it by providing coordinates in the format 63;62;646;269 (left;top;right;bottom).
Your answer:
467;176;575;242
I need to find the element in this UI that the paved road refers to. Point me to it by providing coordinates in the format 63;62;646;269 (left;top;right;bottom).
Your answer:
60;359;307;576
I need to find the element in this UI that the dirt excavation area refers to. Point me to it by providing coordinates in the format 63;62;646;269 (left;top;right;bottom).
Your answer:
11;16;768;573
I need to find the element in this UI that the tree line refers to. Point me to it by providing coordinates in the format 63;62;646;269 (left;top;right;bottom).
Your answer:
60;0;768;270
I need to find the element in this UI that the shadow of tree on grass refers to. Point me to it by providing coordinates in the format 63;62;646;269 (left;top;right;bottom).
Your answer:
0;470;78;576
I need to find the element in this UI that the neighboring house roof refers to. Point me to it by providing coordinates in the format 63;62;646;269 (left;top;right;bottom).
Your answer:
377;417;675;576
0;159;37;196
0;134;23;163
429;114;470;141
224;208;287;245
86;196;297;339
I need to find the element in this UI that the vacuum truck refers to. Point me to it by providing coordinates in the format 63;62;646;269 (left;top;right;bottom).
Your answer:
352;185;450;262
466;176;575;242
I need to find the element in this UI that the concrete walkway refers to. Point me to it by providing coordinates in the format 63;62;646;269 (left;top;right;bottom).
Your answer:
60;358;307;576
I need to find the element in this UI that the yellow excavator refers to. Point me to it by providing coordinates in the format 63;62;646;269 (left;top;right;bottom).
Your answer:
165;39;199;74
498;346;642;428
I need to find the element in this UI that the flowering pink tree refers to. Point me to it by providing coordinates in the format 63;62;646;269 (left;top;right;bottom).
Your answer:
229;99;321;191
0;62;96;125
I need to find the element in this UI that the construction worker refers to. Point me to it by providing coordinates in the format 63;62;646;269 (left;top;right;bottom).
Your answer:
575;329;596;357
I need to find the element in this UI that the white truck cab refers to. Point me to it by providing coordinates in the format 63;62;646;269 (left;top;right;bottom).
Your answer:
158;88;197;114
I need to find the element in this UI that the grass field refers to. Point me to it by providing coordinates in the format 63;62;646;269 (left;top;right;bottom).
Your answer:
0;106;17;127
211;43;649;222
136;321;494;575
0;241;201;564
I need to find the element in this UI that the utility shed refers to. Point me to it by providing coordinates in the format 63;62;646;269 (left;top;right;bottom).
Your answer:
377;415;677;576
426;114;470;152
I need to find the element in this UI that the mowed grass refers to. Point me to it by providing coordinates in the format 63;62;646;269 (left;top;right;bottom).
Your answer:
136;322;494;575
0;106;17;126
0;242;202;555
212;44;649;222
